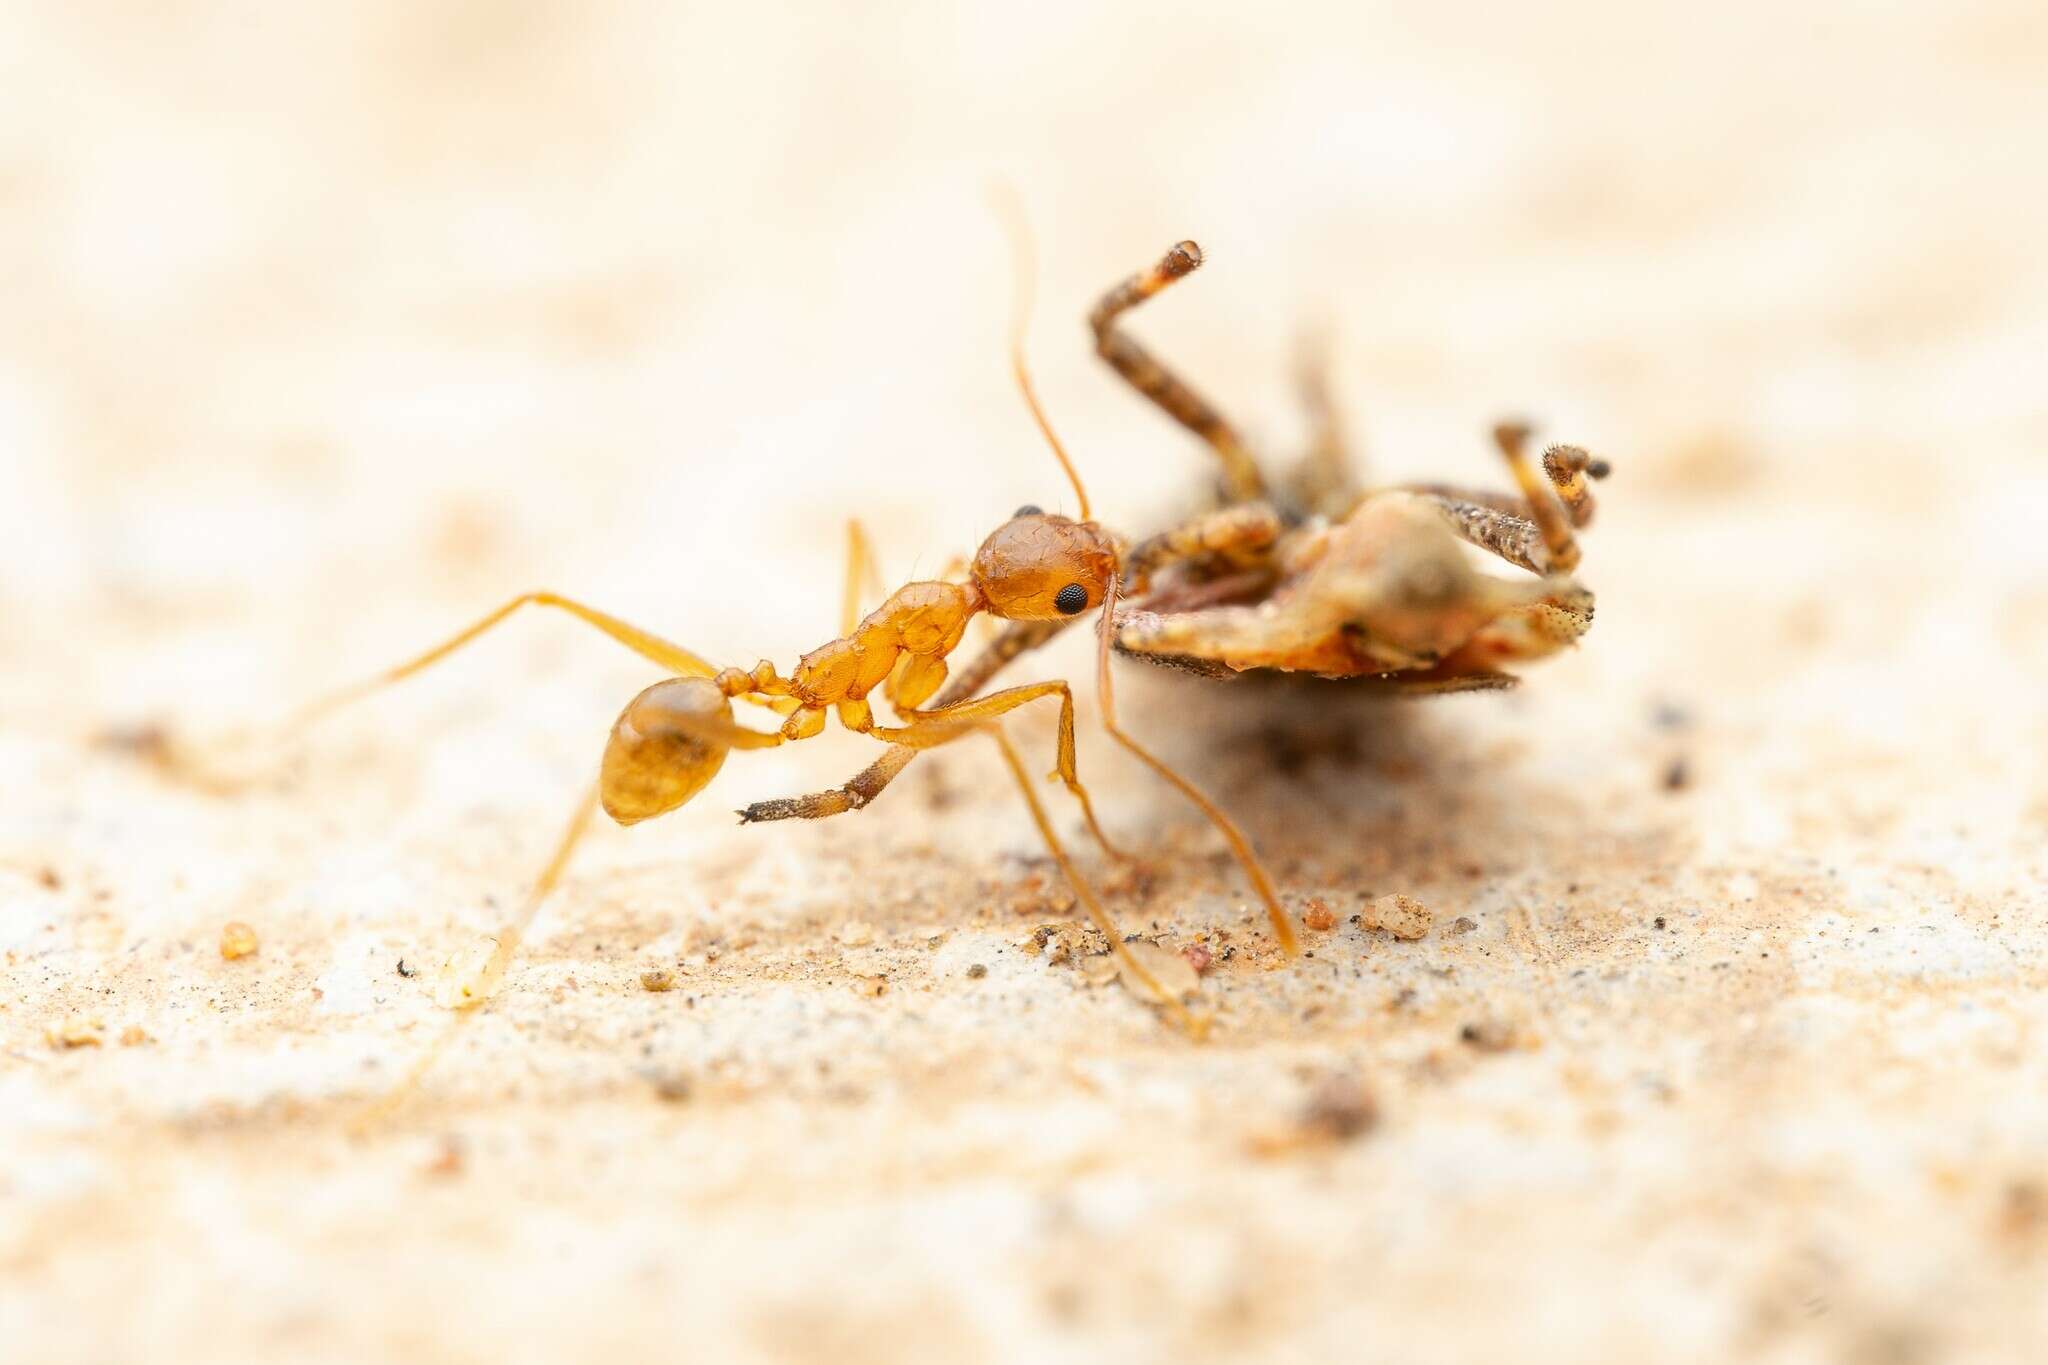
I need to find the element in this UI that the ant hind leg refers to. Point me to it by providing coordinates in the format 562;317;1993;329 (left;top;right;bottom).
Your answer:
352;780;603;1129
987;727;1204;1035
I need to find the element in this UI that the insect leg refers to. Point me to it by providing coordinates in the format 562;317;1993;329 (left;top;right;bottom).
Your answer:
1094;578;1300;956
1284;328;1365;520
840;519;886;637
735;619;1069;823
1122;502;1285;595
1091;240;1267;504
987;726;1204;1035
351;780;603;1129
1499;427;1589;577
292;590;788;730
1410;495;1549;575
874;681;1124;860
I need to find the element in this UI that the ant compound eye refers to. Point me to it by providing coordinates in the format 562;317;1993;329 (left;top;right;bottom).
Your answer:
1013;503;1043;519
1054;583;1089;615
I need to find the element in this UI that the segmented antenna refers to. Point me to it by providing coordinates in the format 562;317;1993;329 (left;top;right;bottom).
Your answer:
992;186;1092;522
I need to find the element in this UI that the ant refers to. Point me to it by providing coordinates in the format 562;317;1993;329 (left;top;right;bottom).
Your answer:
285;226;1300;1100
178;224;1608;1118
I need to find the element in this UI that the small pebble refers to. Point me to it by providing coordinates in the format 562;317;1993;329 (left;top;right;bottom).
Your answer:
423;1136;465;1179
965;963;988;979
219;921;260;961
642;1069;694;1103
1301;899;1337;932
640;968;676;992
1448;916;1478;936
1460;1018;1515;1052
1300;1075;1379;1142
47;1019;104;1049
1363;894;1433;941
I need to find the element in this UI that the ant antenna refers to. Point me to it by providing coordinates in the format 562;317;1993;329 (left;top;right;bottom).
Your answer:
993;187;1092;522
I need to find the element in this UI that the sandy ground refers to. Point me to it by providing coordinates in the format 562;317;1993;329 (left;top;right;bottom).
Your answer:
4;3;2047;1361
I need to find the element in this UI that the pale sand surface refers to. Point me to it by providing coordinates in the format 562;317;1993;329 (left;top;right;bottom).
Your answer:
4;5;2047;1362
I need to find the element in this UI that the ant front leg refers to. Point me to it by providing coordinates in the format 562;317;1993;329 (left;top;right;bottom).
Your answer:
735;619;1070;824
872;680;1125;860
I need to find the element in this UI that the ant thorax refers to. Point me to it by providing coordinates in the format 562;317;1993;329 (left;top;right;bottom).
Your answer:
790;581;978;709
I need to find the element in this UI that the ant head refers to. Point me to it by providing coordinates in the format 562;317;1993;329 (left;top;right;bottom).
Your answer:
971;508;1118;621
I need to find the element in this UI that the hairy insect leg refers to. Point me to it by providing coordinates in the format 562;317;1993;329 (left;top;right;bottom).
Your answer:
1285;329;1365;520
736;619;1069;823
1094;579;1300;956
876;681;1125;860
988;728;1205;1036
1404;429;1610;575
1411;494;1550;576
1539;444;1607;527
351;781;603;1130
1484;423;1590;573
1122;503;1285;596
1091;240;1267;504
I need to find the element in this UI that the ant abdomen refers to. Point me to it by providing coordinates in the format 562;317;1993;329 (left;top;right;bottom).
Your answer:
601;677;733;825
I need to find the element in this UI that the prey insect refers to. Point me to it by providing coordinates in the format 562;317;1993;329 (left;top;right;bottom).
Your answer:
743;240;1612;836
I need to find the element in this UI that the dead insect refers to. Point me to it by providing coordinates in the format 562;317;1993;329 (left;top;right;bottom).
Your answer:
745;240;1611;827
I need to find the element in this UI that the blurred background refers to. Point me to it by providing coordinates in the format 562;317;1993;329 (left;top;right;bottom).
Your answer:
4;3;2045;1362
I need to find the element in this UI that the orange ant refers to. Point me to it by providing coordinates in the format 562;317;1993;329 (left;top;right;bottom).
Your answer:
283;225;1297;1112
205;221;1608;1122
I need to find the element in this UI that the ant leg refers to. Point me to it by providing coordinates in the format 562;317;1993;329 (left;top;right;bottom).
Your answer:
1095;578;1300;956
145;592;776;794
875;681;1125;860
1091;240;1267;504
736;619;1069;823
841;520;887;637
352;781;602;1129
987;726;1205;1035
293;590;786;729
